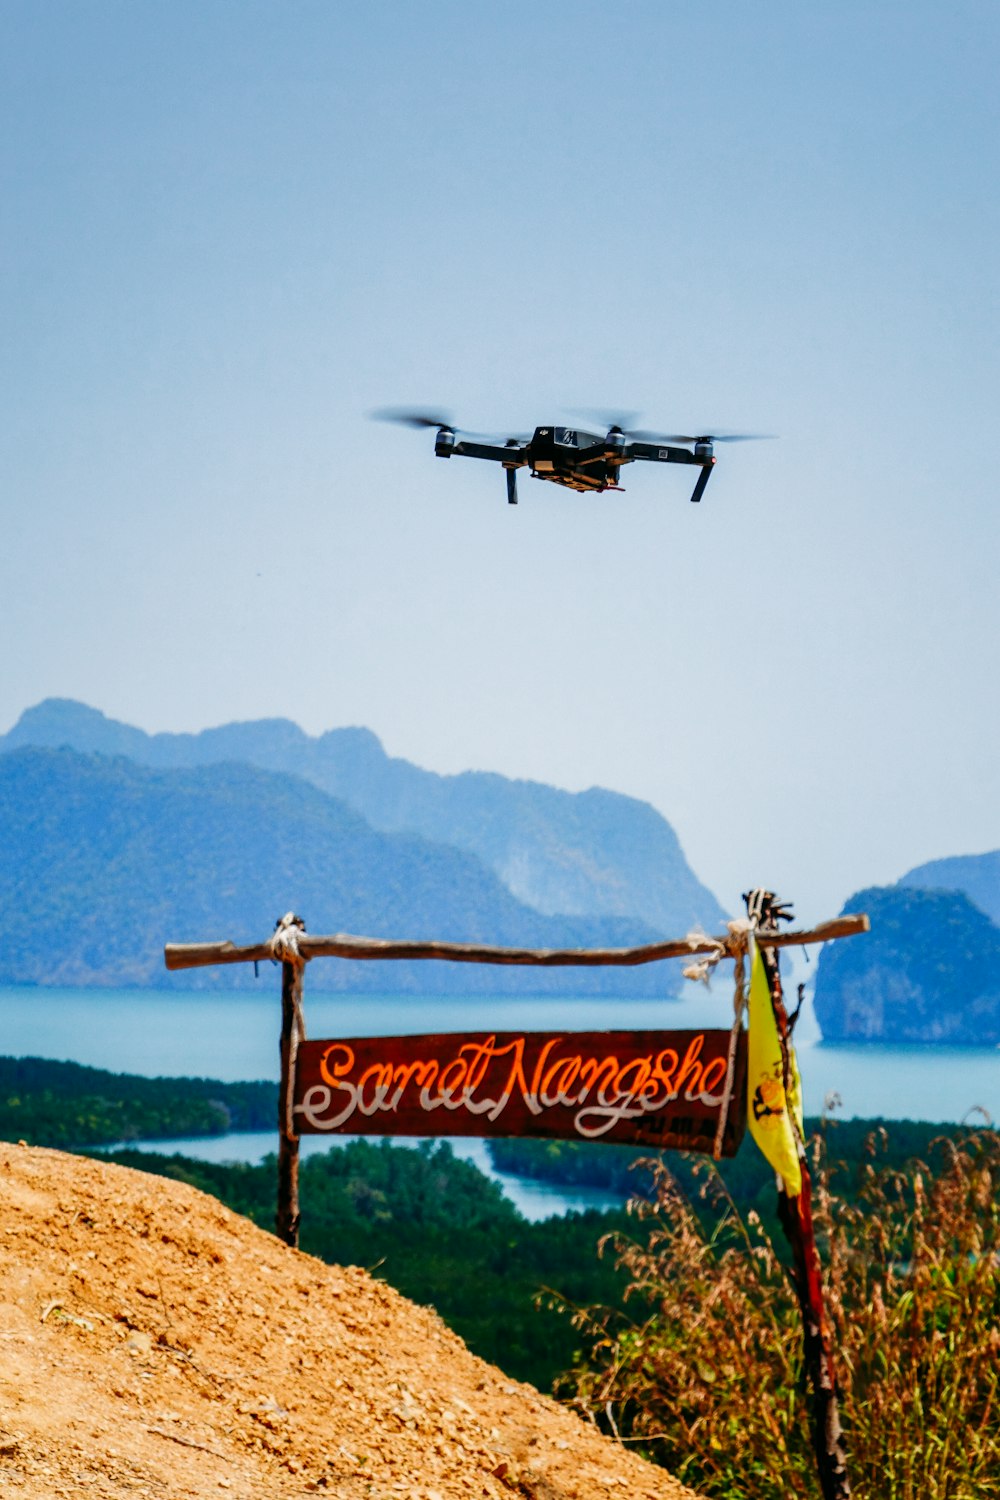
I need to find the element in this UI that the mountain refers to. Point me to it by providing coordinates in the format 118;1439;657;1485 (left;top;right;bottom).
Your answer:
899;850;1000;927
0;746;670;993
1;699;726;936
813;885;1000;1045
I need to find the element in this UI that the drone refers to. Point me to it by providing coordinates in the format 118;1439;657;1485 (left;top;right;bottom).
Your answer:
373;409;772;505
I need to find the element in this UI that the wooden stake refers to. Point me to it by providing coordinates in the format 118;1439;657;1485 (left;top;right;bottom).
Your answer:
276;957;304;1248
755;901;851;1500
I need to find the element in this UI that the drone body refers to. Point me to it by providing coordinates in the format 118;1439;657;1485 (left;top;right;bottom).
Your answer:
375;411;771;505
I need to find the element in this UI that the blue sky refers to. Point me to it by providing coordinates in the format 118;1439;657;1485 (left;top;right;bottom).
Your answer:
2;1;998;923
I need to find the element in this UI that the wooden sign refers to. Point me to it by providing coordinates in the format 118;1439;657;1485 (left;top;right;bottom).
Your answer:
293;1028;747;1155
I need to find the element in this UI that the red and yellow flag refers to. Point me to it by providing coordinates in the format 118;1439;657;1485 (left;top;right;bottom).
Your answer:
747;933;803;1196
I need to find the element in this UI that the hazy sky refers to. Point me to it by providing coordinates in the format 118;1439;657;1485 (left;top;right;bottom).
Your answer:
2;1;997;925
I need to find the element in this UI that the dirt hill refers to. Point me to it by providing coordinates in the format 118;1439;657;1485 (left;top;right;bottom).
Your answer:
0;1144;699;1499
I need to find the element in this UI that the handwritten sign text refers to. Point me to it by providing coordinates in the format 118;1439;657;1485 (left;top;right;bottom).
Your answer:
293;1029;746;1155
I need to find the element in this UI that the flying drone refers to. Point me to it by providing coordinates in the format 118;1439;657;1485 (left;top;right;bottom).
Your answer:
373;409;773;505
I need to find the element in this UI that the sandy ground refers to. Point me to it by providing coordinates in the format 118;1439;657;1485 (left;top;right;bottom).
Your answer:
0;1143;699;1499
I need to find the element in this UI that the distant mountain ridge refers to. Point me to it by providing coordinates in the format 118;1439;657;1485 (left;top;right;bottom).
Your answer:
2;698;727;936
899;850;1000;927
0;746;670;993
808;847;1000;1046
813;885;1000;1045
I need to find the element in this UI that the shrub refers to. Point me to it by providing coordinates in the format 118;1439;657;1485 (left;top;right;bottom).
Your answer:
556;1126;1000;1500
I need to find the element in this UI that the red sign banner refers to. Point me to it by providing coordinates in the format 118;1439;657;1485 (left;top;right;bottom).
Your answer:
293;1029;746;1155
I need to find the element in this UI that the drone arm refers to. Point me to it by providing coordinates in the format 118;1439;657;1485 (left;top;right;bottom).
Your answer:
451;438;528;464
626;441;701;467
626;440;714;500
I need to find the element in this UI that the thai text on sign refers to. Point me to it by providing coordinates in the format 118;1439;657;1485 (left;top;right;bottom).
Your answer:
293;1029;747;1155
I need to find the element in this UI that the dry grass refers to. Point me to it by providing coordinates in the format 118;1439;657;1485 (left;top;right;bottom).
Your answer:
557;1126;1000;1500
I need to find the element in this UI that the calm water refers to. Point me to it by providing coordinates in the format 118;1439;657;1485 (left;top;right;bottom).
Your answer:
98;1130;621;1222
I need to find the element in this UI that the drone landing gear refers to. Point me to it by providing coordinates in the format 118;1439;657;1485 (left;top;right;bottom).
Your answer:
505;468;518;505
689;461;715;503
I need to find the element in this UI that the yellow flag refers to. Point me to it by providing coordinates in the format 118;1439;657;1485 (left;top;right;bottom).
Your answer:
747;933;803;1196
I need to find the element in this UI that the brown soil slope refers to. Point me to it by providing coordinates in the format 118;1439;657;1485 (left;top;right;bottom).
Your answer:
0;1144;699;1499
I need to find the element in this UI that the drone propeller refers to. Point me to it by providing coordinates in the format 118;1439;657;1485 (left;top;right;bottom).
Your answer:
371;407;455;430
371;409;530;444
631;431;776;445
567;412;775;446
567;408;642;434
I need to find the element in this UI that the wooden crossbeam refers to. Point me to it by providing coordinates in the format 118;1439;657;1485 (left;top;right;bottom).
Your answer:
164;913;869;972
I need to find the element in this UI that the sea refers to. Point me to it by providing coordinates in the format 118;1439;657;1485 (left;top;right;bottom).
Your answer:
3;983;997;1220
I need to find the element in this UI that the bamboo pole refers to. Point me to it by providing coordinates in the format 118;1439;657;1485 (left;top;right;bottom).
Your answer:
164;912;869;973
753;894;851;1500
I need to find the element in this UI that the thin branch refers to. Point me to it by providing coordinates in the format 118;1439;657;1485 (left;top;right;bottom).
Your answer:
145;1426;227;1460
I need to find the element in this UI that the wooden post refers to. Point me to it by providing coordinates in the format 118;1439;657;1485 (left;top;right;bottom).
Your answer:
274;915;307;1248
752;892;851;1500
